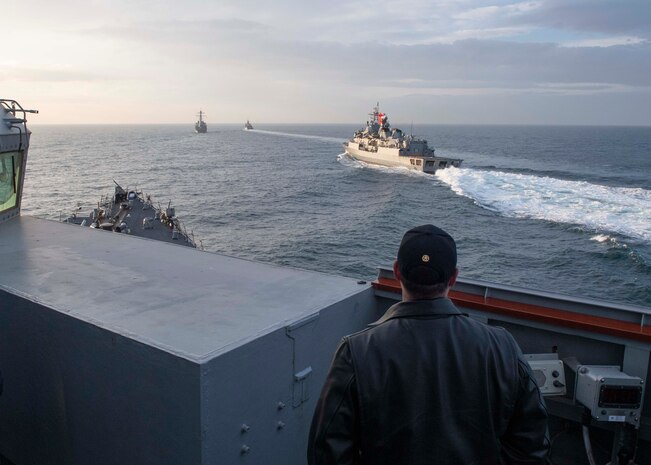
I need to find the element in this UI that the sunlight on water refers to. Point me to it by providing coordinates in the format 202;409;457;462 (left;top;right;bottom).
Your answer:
436;167;651;242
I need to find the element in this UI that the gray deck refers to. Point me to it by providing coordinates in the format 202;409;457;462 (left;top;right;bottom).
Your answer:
0;216;365;362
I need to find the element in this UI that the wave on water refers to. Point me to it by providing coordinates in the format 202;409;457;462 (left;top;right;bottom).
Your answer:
435;167;651;242
251;129;344;144
591;234;613;244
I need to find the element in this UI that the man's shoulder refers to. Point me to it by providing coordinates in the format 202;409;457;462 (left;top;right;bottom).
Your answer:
348;308;518;351
344;300;519;348
343;325;376;343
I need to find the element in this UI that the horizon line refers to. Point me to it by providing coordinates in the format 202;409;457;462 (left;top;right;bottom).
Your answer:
27;122;651;128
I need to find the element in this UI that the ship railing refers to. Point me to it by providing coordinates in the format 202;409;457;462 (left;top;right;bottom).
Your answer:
173;218;198;248
0;99;38;129
105;188;200;248
373;266;651;343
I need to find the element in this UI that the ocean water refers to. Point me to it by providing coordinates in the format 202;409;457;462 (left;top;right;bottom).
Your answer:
21;123;651;307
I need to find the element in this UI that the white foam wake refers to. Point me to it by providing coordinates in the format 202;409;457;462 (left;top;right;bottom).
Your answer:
252;129;344;144
435;167;651;242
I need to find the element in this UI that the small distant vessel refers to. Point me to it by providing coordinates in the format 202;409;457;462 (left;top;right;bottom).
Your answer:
244;120;254;130
64;181;200;248
195;110;207;133
343;103;462;174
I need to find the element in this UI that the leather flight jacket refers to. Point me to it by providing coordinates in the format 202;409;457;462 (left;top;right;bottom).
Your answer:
308;298;550;465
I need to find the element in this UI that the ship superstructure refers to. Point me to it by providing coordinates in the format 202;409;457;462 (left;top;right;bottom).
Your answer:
244;120;253;130
64;181;199;248
0;99;37;224
195;110;207;133
344;103;462;173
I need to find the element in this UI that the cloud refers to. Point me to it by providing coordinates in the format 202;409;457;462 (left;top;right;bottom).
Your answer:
502;0;651;38
83;16;651;93
454;2;542;22
561;36;647;48
1;66;104;83
4;0;651;124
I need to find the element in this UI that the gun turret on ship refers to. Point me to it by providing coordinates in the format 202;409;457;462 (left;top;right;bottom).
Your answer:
344;103;462;174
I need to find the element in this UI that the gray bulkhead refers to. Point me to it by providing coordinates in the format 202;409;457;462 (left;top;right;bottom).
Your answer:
3;218;651;464
0;217;380;465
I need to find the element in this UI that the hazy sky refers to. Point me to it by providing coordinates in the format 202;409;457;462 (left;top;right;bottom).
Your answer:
4;1;651;125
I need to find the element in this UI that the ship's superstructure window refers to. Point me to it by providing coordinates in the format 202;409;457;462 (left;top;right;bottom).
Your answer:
0;151;21;213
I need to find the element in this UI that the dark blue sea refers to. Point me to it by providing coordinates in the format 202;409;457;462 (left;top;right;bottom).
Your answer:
22;124;651;307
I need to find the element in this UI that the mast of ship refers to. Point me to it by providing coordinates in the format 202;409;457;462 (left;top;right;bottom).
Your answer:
369;102;380;125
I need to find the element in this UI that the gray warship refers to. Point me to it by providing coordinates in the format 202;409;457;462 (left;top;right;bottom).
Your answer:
1;99;651;465
63;181;199;248
195;110;207;133
344;103;462;173
244;119;254;130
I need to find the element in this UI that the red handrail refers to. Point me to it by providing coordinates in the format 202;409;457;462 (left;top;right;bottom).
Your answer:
373;277;651;343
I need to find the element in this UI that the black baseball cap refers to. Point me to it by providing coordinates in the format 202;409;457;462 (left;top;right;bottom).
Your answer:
397;224;457;285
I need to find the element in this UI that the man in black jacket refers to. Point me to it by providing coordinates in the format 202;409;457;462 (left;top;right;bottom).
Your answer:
308;224;550;465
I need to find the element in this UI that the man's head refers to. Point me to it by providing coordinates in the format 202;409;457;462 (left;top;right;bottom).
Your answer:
394;224;458;298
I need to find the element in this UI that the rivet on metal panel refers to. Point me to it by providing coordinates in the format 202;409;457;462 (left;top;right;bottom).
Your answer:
277;421;285;430
277;401;286;410
240;445;251;454
241;424;250;433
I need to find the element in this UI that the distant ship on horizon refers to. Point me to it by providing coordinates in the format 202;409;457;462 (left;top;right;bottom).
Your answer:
244;119;253;130
195;110;207;133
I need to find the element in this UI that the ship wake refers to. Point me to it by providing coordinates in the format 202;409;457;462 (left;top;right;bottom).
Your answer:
436;167;651;242
253;129;344;144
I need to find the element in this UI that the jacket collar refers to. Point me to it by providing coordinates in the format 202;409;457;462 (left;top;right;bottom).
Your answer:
370;298;462;326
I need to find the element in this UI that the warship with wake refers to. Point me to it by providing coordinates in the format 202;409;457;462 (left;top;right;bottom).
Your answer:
344;103;462;174
1;99;651;465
